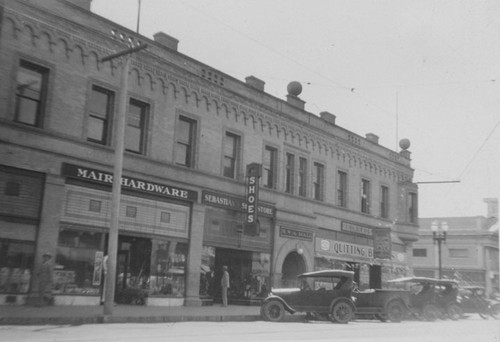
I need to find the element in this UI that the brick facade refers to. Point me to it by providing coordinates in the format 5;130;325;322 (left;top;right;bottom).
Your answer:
0;0;419;305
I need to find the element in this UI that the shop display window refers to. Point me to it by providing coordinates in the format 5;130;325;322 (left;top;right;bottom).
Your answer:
199;246;216;297
148;240;187;297
55;229;104;295
0;239;34;294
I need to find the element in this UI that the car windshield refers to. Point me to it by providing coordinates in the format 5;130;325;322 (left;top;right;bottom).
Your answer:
300;276;345;291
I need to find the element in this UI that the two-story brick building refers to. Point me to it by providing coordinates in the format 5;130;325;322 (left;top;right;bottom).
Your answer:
0;0;419;306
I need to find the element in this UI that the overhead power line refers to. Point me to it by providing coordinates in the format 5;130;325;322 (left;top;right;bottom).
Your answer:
457;117;500;180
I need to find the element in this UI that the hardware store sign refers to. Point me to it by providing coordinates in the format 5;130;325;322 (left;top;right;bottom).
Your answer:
62;163;197;201
315;237;373;261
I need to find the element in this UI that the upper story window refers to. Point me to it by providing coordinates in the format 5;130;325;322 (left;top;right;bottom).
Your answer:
361;179;371;214
175;116;196;167
298;157;307;197
380;185;389;219
413;248;427;257
87;86;114;145
125;99;148;154
449;248;468;258
263;146;277;189
313;162;324;201
337;170;347;208
223;132;240;179
408;192;418;223
15;60;49;127
285;153;295;194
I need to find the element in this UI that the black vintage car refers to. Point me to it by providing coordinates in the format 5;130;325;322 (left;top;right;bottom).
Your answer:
388;277;462;321
353;287;410;322
260;270;355;323
458;286;500;320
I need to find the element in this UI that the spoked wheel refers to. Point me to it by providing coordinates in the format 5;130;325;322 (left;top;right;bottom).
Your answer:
447;303;463;320
386;300;406;323
261;300;285;322
330;300;354;324
422;304;440;321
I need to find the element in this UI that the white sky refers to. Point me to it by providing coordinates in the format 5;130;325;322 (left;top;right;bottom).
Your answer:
91;0;500;219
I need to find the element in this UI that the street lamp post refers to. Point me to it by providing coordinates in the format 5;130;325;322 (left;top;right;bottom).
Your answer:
100;35;147;315
431;221;448;279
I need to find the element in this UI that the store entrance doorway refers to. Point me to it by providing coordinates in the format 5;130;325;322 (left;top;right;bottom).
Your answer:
213;248;252;304
281;252;306;288
369;265;382;289
114;235;152;302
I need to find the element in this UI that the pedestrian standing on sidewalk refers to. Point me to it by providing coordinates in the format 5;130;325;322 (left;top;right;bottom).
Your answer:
36;252;53;306
221;265;230;306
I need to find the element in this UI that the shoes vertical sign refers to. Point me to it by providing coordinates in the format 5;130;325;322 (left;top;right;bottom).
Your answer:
245;163;262;236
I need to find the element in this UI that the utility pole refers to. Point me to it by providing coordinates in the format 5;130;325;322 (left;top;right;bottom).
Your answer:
100;40;147;315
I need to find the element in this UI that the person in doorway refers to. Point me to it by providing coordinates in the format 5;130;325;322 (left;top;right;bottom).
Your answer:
221;265;230;306
36;252;53;306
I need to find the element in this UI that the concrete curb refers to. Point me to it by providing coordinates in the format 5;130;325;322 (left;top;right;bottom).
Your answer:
0;314;263;326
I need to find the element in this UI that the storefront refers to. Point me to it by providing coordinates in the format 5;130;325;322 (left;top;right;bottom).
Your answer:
315;221;402;290
56;163;197;305
200;190;274;304
0;165;43;302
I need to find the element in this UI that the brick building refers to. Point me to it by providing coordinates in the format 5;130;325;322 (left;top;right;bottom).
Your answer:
0;0;419;306
413;199;499;297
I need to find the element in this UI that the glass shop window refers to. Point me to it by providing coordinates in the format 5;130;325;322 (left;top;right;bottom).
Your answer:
55;229;104;295
148;240;187;297
0;239;35;294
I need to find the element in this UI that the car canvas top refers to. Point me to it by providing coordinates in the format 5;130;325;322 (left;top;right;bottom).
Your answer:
297;270;354;279
388;277;458;286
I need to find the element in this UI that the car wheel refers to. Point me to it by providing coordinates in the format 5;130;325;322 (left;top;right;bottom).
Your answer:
489;303;500;320
330;300;354;324
261;300;285;322
422;304;440;321
386;300;406;322
447;303;463;320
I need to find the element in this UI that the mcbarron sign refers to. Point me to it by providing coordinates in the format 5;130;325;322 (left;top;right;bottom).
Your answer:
62;163;197;201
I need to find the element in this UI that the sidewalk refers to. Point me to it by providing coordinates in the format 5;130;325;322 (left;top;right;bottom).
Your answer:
0;304;264;325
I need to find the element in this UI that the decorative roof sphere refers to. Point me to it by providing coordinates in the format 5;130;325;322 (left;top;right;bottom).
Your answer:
399;138;411;150
287;81;302;96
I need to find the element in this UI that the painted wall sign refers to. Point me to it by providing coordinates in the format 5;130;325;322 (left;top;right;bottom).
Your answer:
373;227;392;259
202;191;274;217
61;163;198;201
315;237;374;261
341;221;373;236
280;227;313;241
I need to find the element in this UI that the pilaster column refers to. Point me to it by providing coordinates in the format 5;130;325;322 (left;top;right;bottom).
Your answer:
184;202;205;306
31;173;65;295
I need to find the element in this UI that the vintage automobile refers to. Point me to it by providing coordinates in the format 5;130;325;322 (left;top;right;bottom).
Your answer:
353;286;410;322
388;277;462;321
458;286;500;320
260;270;356;323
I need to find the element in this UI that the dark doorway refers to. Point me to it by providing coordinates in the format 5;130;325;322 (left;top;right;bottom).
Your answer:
115;235;152;300
281;252;306;287
369;265;382;289
213;247;252;303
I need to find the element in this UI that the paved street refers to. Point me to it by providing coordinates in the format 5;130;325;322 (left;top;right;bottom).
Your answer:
1;317;498;342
